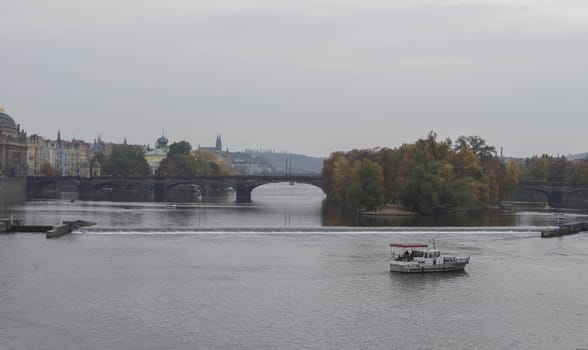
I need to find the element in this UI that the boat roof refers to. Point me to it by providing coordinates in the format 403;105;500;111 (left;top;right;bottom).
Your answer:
390;243;428;248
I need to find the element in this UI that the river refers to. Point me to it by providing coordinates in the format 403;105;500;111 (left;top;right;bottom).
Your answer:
1;183;587;349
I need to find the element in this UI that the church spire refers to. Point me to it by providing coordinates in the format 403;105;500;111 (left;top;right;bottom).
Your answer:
215;133;222;153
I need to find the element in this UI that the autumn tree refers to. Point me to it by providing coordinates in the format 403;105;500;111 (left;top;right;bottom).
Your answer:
333;154;352;200
454;135;496;161
41;163;57;176
322;132;512;213
574;161;588;184
193;149;232;176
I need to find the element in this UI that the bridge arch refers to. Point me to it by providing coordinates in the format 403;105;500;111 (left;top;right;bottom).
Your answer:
233;178;325;203
518;182;588;208
28;175;324;203
27;177;82;198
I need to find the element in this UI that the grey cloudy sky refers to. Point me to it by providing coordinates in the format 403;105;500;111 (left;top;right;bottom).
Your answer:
1;0;587;157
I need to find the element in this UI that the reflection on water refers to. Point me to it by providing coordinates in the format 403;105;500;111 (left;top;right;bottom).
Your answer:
7;183;588;228
5;184;588;229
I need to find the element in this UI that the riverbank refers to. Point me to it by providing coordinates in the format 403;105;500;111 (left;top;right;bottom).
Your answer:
361;204;417;216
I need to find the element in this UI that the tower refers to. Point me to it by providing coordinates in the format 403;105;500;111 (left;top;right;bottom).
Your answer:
215;134;222;153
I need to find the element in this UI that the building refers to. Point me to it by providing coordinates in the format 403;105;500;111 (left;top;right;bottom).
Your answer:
27;134;46;176
69;139;91;177
199;134;223;154
144;133;170;174
0;108;28;176
27;132;92;177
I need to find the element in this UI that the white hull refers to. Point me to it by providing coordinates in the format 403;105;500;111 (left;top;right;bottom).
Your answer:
389;261;468;273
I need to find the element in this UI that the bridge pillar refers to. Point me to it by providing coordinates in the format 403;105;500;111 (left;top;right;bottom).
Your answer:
549;191;562;208
235;186;252;203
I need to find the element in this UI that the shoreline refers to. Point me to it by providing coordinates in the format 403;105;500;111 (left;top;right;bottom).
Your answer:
361;205;417;217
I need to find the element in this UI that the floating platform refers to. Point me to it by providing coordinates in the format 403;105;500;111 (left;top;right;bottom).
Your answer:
541;222;587;238
1;218;95;238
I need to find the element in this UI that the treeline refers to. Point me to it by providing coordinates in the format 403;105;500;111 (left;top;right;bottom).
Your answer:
521;155;588;184
99;141;231;177
322;132;519;214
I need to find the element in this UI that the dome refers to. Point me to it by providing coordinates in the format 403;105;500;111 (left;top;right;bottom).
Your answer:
157;135;168;147
0;112;17;129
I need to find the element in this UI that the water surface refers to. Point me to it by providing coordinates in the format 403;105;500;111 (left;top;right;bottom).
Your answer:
1;183;587;349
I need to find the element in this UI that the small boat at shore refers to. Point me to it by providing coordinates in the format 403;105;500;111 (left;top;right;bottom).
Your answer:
389;242;470;273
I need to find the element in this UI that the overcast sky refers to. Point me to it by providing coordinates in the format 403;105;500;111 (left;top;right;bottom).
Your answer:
1;0;587;157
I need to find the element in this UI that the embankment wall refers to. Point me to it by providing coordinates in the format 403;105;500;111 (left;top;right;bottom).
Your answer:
0;177;26;206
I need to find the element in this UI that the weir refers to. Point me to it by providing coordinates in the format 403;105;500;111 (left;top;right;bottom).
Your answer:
541;222;587;238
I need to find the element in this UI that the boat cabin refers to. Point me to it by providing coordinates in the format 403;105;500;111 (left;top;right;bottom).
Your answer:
390;243;441;262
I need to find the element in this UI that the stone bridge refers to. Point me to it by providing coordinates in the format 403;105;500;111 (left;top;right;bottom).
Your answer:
27;175;325;203
518;182;588;208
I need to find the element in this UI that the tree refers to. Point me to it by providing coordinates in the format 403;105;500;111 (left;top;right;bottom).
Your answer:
321;132;507;213
168;141;192;156
454;135;496;161
522;155;552;182
41;163;56;176
371;147;412;203
193;149;231;176
102;145;150;176
157;144;232;177
331;153;352;201
158;141;197;177
575;160;588;184
399;132;488;213
158;153;197;177
345;159;385;211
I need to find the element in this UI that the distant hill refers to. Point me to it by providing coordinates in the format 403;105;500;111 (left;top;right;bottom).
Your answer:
247;151;324;175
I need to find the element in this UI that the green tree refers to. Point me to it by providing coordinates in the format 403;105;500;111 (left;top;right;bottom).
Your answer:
168;141;192;156
345;159;385;211
550;157;574;183
158;141;198;177
102;145;151;176
522;155;551;182
399;132;487;213
158;154;197;177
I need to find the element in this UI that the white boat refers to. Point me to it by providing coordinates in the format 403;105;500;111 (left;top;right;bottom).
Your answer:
389;243;470;273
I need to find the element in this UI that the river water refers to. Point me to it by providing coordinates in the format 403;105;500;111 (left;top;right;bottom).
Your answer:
1;183;587;349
